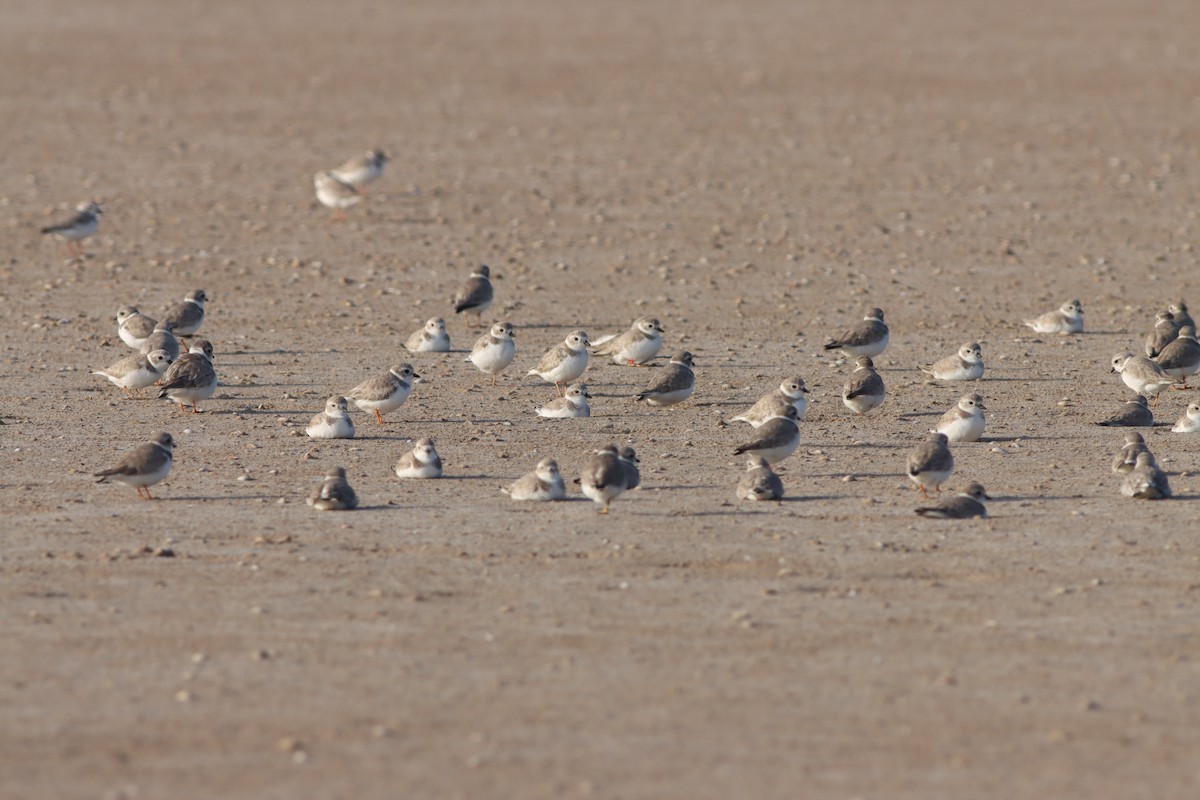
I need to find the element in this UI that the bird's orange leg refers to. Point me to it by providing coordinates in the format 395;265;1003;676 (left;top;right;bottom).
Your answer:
374;408;384;424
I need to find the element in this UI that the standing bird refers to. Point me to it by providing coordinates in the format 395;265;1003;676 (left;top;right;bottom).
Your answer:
823;308;889;357
1121;452;1171;499
732;376;809;426
503;457;566;501
393;438;443;479
1112;432;1151;474
1172;403;1200;433
160;289;208;337
116;306;158;349
94;432;175;500
1144;311;1180;358
1095;395;1153;427
93;349;174;398
1024;299;1084;335
580;444;634;513
1154;325;1200;387
404;317;451;353
307;466;359;511
590;317;664;366
41;201;102;259
535;383;591;418
736;456;784;501
156;339;218;414
906;432;955;498
920;342;984;382
306;396;355;439
331;148;388;191
841;356;885;414
313;171;361;220
452;265;494;328
1168;300;1194;330
528;330;590;394
346;363;419;424
915;482;990;519
139;321;181;362
936;393;987;442
634;351;696;406
468;321;517;385
1111;352;1178;405
732;405;801;465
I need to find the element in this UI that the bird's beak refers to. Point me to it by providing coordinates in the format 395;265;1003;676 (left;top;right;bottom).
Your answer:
801;387;810;393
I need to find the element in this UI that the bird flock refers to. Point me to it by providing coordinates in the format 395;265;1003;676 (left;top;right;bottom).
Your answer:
42;156;1197;516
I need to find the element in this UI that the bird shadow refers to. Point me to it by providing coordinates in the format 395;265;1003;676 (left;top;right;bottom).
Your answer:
162;494;281;502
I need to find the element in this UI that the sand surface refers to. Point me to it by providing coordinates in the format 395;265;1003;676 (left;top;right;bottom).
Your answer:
3;0;1200;797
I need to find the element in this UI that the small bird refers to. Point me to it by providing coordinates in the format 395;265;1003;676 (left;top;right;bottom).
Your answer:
313;171;361;220
468;321;517;385
502;457;566;501
404;317;451;353
617;447;641;490
306;396;355;439
452;265;494;328
732;405;800;465
920;342;984;382
331;148;388;191
1172;403;1200;433
732;376;809;426
1095;395;1153;427
393;438;443;478
915;482;990;519
590;317;664;366
138;321;181;362
156;339;218;413
116;306;158;349
823;308;889;357
736;456;784;501
94;432;174;500
1154;325;1200;386
92;349;174;398
1024;299;1084;335
634;351;695;406
536;383;591;418
528;330;590;394
1121;452;1171;499
1111;352;1178;405
936;393;987;442
1111;432;1151;473
907;432;955;498
842;356;885;414
1144;311;1180;358
160;289;208;337
580;444;634;513
41;201;102;259
307;466;359;511
1168;300;1194;330
346;363;419;424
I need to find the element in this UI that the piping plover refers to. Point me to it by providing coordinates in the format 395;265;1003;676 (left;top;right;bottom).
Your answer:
936;393;987;442
314;171;361;219
306;396;355;439
528;330;590;394
41;201;102;259
1095;395;1153;427
920;342;984;382
1121;452;1171;499
617;447;641;490
842;355;885;414
92;349;174;398
907;432;954;497
1172;403;1200;433
1144;311;1180;358
580;444;633;513
1111;352;1178;405
502;457;566;501
452;265;493;328
1168;300;1194;330
468;321;517;385
732;405;800;465
393;438;443;478
1154;325;1200;386
331;148;388;190
404;317;451;353
590;317;664;366
536;383;591;418
736;456;784;501
347;363;419;424
157;339;218;413
307;466;359;511
732;377;809;426
1024;299;1084;335
1111;432;1151;473
160;289;208;337
116;306;158;349
914;482;989;519
139;321;180;361
94;432;174;500
823;307;889;357
634;351;695;406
